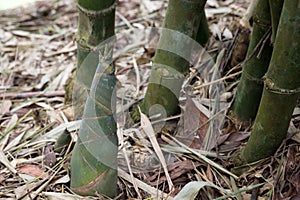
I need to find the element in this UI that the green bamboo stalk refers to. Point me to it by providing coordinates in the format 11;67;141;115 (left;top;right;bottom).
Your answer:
70;0;118;197
73;0;116;119
141;0;207;118
196;10;210;46
241;0;300;163
71;59;118;197
269;0;283;44
232;0;273;122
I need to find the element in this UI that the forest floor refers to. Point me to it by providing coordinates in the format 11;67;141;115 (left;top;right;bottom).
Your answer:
0;0;299;199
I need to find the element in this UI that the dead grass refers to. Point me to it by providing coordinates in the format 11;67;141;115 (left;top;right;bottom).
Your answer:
0;0;299;199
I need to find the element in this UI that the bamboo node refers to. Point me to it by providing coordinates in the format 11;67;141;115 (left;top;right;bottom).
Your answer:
77;2;117;17
181;0;205;4
263;77;300;95
76;38;97;51
243;71;264;84
252;14;271;29
153;64;185;79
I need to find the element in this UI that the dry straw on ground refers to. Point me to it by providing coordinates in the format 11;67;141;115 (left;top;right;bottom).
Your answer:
0;0;299;199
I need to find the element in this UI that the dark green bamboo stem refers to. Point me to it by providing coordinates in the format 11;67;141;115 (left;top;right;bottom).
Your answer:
232;0;273;122
196;10;210;46
74;0;116;119
71;62;118;197
269;0;283;44
241;0;300;163
141;0;207;118
70;0;117;197
76;0;115;87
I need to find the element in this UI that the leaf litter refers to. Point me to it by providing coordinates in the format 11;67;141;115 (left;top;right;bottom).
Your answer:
0;0;299;199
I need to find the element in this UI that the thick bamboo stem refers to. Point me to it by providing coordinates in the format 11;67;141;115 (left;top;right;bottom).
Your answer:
196;10;210;46
141;0;207;118
73;0;116;118
241;0;300;163
232;0;273;122
268;0;283;44
70;0;118;197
